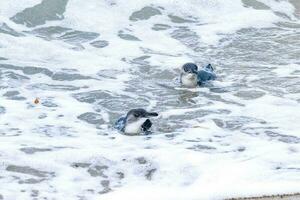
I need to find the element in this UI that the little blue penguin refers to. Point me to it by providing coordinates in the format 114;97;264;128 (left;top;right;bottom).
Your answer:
115;108;158;135
180;63;216;87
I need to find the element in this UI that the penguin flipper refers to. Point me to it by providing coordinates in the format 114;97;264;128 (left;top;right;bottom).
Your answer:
205;64;214;72
197;80;202;86
141;119;152;132
115;117;126;132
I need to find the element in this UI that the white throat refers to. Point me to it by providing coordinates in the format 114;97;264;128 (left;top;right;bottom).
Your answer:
181;73;198;87
124;118;147;135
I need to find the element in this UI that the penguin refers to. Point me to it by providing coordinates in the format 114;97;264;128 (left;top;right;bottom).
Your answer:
115;108;158;135
180;63;216;87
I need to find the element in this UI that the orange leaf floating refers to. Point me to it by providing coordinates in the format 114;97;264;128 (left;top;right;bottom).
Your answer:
34;98;40;104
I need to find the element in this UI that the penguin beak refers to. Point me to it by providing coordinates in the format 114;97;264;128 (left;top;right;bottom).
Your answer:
146;112;158;117
191;69;198;74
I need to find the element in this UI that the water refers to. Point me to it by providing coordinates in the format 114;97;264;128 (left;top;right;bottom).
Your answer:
0;0;300;199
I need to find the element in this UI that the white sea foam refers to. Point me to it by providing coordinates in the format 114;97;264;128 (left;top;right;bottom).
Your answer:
0;0;300;199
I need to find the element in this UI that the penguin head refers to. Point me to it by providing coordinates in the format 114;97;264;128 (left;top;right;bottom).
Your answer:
182;63;198;74
125;108;158;123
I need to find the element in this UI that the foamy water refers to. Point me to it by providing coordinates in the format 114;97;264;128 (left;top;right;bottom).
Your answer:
0;0;300;199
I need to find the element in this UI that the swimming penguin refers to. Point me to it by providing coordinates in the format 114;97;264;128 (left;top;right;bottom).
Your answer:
115;108;158;135
180;63;216;87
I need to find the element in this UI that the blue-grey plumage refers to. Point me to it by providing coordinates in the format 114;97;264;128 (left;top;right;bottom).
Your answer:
114;108;158;135
115;116;126;132
197;64;216;85
180;63;216;87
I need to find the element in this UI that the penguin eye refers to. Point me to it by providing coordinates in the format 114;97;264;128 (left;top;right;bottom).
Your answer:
134;113;139;117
